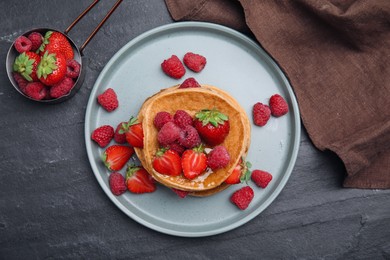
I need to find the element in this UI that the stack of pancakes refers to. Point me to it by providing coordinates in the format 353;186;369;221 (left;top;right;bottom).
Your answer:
134;84;251;197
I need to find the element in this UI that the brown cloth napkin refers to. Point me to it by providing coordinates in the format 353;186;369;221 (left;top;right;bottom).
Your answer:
165;0;390;188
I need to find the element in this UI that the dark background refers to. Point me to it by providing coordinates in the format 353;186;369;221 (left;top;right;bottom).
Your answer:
1;0;389;259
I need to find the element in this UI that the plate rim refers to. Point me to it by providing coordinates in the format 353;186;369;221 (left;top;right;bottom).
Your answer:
84;21;301;237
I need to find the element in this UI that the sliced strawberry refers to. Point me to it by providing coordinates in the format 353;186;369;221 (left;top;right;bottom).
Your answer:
120;117;144;148
181;145;207;180
225;158;252;184
152;148;182;176
194;109;230;146
126;166;156;194
102;145;134;171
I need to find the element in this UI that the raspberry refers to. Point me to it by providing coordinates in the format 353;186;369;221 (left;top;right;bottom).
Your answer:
161;55;186;79
183;52;207;72
24;82;48;100
230;186;254;210
91;125;114;147
166;142;185;155
109;172;127;196
178;125;201;148
66;59;81;78
154;111;173;130
97;88;118;112
27;32;43;51
251;170;273;188
207;145;230;170
114;122;127;144
253;102;271;126
269;94;289;117
171;188;189;198
157;122;181;146
14;36;32;53
179;77;201;89
12;72;28;93
174;110;193;129
50;77;74;99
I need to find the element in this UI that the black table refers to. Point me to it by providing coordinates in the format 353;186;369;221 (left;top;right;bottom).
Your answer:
1;1;389;259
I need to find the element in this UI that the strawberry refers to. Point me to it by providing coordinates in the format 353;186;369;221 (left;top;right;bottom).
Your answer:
152;148;182;176
230;186;254;210
102;145;134;171
120;117;144;148
91;125;114;147
183;52;207;72
97;88;118;112
126;165;156;194
253;102;271;126
181;145;207;180
13;51;41;82
251;170;273;188
225;158;252;184
194;109;230;146
161;55;186;79
109;172;127;196
37;51;67;86
269;94;289;117
39;31;74;60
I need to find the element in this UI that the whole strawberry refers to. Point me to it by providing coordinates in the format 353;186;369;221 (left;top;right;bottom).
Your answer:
251;170;273;188
126;166;156;194
269;94;289;117
183;52;207;72
37;51;67;86
39;31;74;60
91;125;114;147
194;109;230;146
102;145;135;171
161;55;186;79
109;172;127;196
97;88;118;112
253;102;271;126
13;51;41;82
230;186;254;210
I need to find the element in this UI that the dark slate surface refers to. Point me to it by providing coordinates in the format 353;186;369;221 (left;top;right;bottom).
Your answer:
1;1;389;259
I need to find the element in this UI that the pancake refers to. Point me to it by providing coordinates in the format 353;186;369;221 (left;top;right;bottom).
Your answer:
134;84;251;194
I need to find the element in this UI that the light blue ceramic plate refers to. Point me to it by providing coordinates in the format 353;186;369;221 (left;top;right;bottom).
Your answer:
85;22;300;237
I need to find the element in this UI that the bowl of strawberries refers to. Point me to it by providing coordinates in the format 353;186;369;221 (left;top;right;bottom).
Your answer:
6;28;84;103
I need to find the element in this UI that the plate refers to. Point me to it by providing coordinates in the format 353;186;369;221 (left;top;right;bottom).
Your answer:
85;22;300;237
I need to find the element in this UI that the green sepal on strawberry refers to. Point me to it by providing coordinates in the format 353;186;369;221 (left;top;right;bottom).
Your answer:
120;116;144;148
39;31;74;60
102;145;134;171
181;144;207;180
13;51;41;82
126;165;156;194
225;158;252;185
152;148;182;176
37;51;67;86
194;108;230;146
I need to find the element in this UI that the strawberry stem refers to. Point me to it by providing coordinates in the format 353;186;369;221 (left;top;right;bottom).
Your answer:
195;108;228;127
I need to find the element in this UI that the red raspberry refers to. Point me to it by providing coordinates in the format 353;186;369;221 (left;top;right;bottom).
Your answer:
251;170;273;188
179;77;201;89
114;122;127;144
157;122;181;146
253;102;271;126
161;55;186;79
91;125;114;147
27;32;43;52
178;125;201;149
207;145;230;170
97;88;118;112
66;59;81;78
173;110;193;129
269;94;289;117
154;111;173;130
24;82;48;100
109;172;127;196
13;72;28;93
171;188;189;198
166;142;185;156
230;186;254;210
14;36;32;53
50;77;74;99
183;52;207;72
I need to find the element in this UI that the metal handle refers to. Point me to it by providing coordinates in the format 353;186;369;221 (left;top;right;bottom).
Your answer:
64;0;123;55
